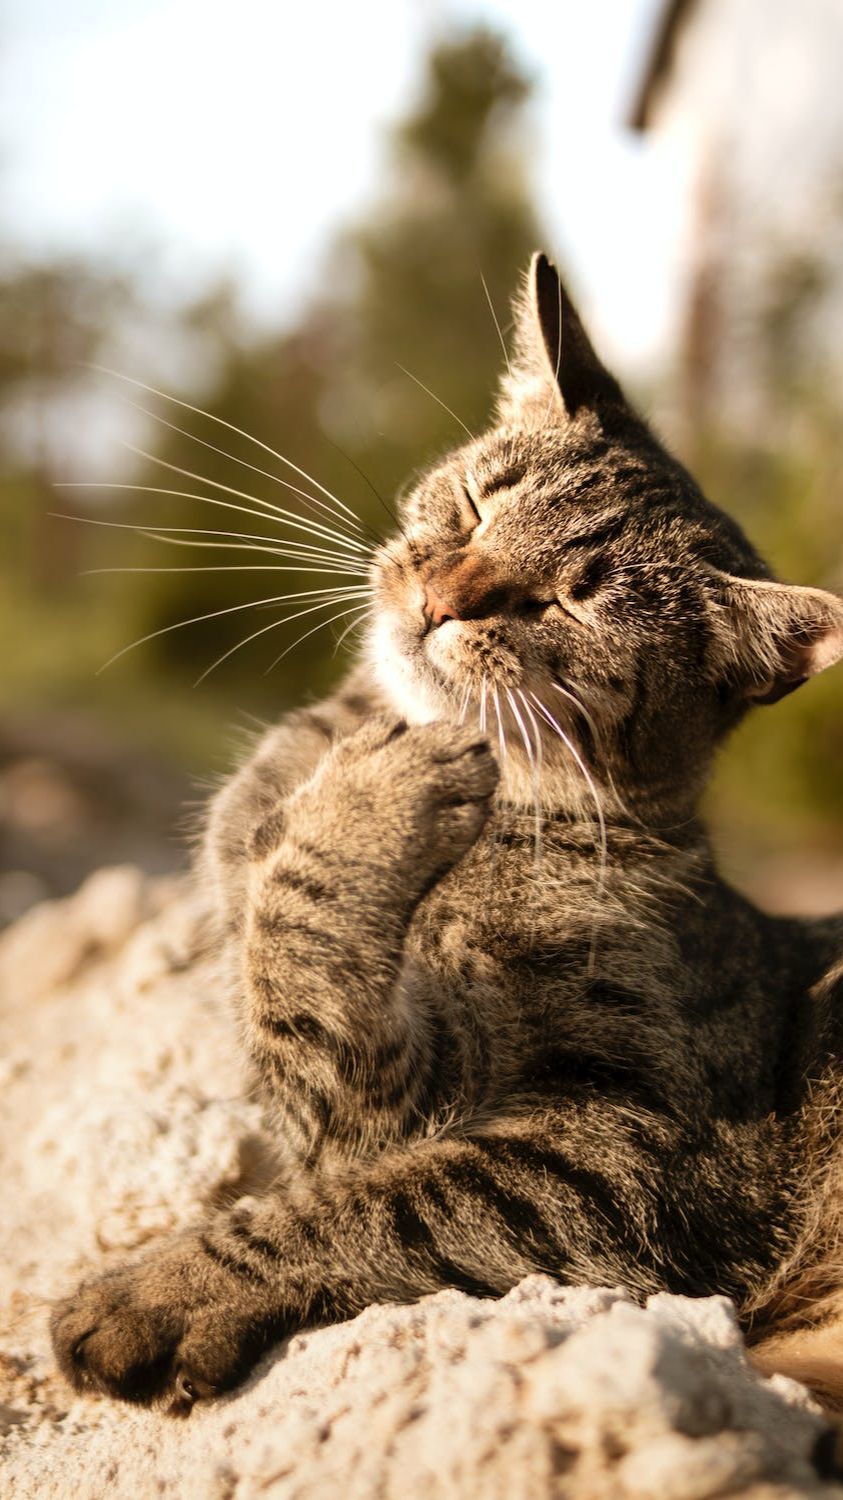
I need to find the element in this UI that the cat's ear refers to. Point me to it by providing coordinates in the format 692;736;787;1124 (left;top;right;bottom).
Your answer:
714;574;843;705
497;252;625;425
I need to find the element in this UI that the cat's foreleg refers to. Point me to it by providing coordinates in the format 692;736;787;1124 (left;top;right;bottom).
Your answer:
51;718;512;1409
51;1120;651;1410
201;674;380;926
240;715;498;1158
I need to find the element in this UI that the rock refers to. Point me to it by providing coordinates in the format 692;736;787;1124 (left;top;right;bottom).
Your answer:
0;869;840;1499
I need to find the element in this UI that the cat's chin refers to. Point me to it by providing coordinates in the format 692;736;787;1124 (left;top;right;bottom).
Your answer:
366;610;530;729
366;612;461;724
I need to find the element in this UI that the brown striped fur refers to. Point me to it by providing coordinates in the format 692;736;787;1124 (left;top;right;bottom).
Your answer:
52;254;843;1426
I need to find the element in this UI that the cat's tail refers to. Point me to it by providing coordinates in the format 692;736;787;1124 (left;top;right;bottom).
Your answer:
746;1052;843;1420
749;1321;843;1417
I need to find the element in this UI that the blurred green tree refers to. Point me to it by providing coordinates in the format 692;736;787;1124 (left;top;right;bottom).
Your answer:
0;259;148;703
693;241;843;868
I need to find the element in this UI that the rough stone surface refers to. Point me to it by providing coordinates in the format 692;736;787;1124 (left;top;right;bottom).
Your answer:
1;866;841;1499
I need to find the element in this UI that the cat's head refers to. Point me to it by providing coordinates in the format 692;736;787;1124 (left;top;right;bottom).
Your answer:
368;253;843;821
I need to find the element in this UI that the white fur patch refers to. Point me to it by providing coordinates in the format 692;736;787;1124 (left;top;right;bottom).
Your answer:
365;615;441;724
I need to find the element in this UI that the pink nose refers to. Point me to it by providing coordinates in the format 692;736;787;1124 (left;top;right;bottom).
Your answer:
423;583;459;627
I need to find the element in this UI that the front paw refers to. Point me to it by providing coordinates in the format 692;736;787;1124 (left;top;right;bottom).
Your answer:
51;1232;282;1412
284;717;499;901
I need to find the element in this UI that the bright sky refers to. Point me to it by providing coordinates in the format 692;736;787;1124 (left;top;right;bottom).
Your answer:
0;0;689;372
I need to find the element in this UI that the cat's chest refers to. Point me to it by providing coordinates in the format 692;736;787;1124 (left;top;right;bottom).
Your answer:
404;850;597;1012
402;834;694;1049
410;831;602;958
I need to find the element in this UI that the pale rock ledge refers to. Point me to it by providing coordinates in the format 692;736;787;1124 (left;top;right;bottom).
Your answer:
0;866;840;1500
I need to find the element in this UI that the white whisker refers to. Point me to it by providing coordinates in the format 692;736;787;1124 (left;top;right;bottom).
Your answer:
139;533;368;572
123;447;369;556
530;690;608;977
549;680;638;824
97;585;369;674
57;480;368;559
506;685;541;865
505;686;534;770
333;603;374;655
517;688;545;865
492;682;507;762
480;272;512;380
194;590;368;686
549;678;603;749
395;363;475;442
52;510;335;558
265;598;374;674
55;509;368;577
136;528;367;571
479;677;488;734
88;364;368;534
123;398;377;544
83;562;367;578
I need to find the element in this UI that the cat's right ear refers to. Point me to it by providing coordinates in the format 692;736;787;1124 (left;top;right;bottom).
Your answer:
712;573;843;705
497;253;625;427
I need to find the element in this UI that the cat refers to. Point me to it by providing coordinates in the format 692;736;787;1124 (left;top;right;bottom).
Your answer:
51;253;843;1417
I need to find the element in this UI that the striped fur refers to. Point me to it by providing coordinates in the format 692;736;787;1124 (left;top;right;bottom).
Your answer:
52;254;843;1419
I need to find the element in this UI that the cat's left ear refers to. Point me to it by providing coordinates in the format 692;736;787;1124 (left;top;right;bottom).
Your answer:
497;252;625;425
714;574;843;705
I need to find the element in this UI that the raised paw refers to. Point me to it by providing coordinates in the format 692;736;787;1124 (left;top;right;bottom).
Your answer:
51;1230;285;1413
279;716;499;905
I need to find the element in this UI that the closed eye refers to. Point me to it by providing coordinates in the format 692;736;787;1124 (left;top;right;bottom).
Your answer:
460;482;482;528
567;553;611;602
517;596;556;616
477;465;526;497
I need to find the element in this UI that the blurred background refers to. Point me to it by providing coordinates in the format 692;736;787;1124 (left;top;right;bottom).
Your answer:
2;0;842;924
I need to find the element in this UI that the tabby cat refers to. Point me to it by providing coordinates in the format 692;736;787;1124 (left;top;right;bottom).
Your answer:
52;254;843;1416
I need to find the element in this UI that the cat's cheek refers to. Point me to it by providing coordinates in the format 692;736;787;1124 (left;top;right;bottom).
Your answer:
424;620;522;691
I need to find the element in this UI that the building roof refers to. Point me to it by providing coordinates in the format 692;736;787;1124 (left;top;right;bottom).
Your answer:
628;0;701;130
